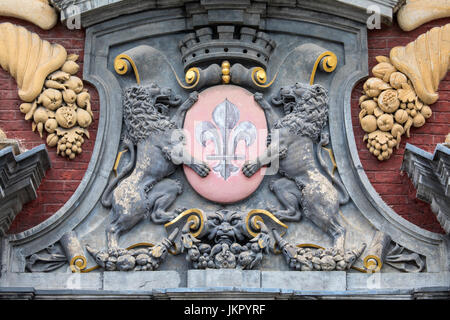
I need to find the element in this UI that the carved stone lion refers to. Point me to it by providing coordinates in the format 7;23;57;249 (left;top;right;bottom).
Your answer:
101;84;210;249
243;83;350;253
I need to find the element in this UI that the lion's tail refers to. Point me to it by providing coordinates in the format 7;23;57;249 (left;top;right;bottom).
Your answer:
101;138;136;208
316;134;350;205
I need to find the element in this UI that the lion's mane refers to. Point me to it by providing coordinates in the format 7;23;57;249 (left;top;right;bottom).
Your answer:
122;85;178;144
273;84;329;141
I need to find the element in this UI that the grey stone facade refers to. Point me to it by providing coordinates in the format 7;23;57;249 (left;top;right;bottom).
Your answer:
1;0;448;299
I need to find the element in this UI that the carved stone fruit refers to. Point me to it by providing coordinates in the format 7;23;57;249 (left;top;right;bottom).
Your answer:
76;108;92;128
38;88;63;111
64;76;83;93
372;62;397;82
55;106;77;128
320;255;336;271
62;89;77;104
378;89;400;113
373;106;384;118
420;105;432;119
363;77;391;97
413;113;426;127
61;60;79;75
46;133;59;147
394;109;409;124
33;107;49;124
48;71;70;82
116;254;136;271
44;118;58;133
389;72;408;89
377;114;394;131
360;99;377;115
336;260;347;271
360;115;378;133
19;102;33;114
135;254;149;266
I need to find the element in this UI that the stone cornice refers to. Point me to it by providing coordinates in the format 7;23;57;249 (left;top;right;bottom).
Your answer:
402;143;450;234
0;145;51;236
50;0;403;28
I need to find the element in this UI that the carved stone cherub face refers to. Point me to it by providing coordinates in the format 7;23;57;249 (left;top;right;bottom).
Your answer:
205;209;246;246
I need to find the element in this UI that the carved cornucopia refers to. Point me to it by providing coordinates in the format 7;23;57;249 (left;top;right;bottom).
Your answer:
0;23;93;160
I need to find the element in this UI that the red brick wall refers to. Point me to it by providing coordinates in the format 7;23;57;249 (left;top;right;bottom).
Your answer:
351;17;450;234
0;17;99;233
1;16;448;234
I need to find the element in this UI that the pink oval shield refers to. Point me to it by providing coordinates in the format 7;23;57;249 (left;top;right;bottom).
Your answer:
183;85;267;203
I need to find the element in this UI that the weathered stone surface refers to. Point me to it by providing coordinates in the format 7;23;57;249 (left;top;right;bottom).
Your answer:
347;271;450;290
188;269;261;288
0;272;102;290
261;271;346;291
1;0;447;302
103;271;182;290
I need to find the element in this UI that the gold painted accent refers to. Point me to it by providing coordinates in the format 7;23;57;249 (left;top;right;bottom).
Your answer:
363;254;382;272
164;208;204;238
222;61;231;84
309;51;338;85
126;242;154;250
185;69;196;83
113;149;128;177
245;209;288;238
69;255;87;272
296;243;325;250
114;54;141;84
351;266;368;273
80;265;100;273
174;67;200;90
251;67;277;88
187;215;200;230
168;243;178;256
322;147;337;175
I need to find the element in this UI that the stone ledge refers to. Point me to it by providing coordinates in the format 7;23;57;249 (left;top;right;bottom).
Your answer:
1;270;448;296
51;0;402;28
0;285;449;300
187;269;260;288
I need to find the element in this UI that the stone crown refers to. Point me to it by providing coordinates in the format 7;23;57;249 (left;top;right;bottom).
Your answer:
179;25;276;70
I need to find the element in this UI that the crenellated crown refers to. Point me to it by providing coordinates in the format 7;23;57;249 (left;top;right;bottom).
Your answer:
179;25;276;70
